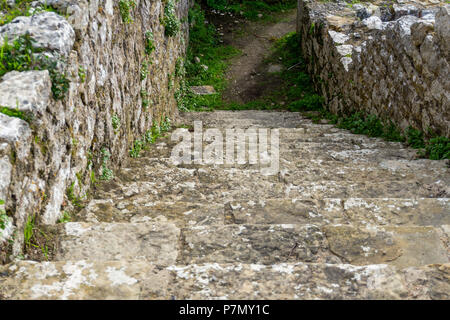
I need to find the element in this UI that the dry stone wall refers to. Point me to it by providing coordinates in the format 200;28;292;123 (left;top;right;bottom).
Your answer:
0;0;191;256
297;0;449;137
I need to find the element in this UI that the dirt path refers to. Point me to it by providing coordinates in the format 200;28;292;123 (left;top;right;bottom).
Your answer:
218;10;298;104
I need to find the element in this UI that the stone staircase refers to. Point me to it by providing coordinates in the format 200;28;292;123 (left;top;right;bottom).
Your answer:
1;111;449;299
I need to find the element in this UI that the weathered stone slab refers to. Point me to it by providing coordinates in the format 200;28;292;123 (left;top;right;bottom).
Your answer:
285;180;448;199
0;70;52;114
181;224;448;267
180;224;331;265
322;198;450;227
324;225;448;268
55;222;180;265
180;111;309;128
190;85;217;95
75;199;225;227
0;260;171;300
225;198;328;225
225;198;450;227
0;155;12;202
280;160;449;185
0;113;32;160
0;11;75;56
167;262;450;300
1;261;448;300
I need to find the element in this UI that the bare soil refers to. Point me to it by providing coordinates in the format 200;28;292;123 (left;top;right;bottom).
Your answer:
208;9;298;104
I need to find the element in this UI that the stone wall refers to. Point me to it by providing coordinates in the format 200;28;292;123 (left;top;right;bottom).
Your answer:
297;0;449;137
0;0;191;256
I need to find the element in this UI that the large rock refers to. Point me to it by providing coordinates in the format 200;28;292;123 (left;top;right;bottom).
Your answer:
0;11;75;56
0;71;52;115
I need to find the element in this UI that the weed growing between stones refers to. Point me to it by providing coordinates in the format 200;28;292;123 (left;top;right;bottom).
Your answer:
163;0;181;37
145;31;156;55
0;199;7;233
66;182;85;209
112;113;121;133
78;66;86;83
0;106;32;122
0;34;69;100
57;211;71;224
118;0;136;24
129;139;144;158
22;214;57;261
130;117;172;158
100;148;114;181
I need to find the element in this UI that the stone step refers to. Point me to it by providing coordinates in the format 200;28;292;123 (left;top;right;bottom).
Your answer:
54;222;180;266
226;198;450;227
122;156;448;185
77;197;449;229
122;157;448;189
1;260;448;299
75;199;225;226
179;224;448;268
180;111;310;128
51;222;448;269
94;175;447;203
144;129;419;160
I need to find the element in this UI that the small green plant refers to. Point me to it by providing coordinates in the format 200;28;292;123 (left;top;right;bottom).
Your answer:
425;136;450;160
161;116;171;132
175;58;185;78
145;31;156;55
112;113;121;132
140;60;149;80
24;214;35;246
57;211;71;223
129;139;144;158
141;90;150;110
406;126;425;149
100;148;114;180
168;72;175;90
0;106;32;122
0;199;7;233
118;0;136;24
78;66;86;83
163;0;181;37
66;182;84;208
0;34;69;100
